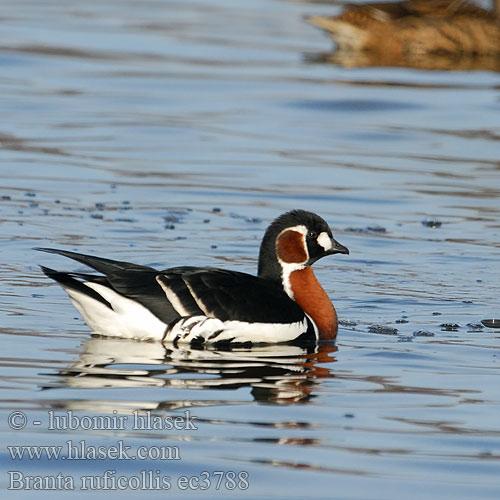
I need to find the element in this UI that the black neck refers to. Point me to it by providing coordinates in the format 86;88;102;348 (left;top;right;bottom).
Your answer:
257;231;282;284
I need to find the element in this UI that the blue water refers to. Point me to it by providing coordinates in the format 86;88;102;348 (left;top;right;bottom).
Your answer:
1;1;499;498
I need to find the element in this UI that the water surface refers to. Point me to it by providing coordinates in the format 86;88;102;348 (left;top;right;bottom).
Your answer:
1;1;499;499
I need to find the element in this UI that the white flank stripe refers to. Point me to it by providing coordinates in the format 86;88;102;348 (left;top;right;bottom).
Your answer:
61;281;319;345
156;276;191;316
164;316;317;344
184;280;210;316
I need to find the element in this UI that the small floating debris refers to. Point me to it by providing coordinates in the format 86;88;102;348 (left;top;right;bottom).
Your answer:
395;318;409;324
440;323;460;331
481;319;500;329
163;208;192;229
164;215;181;224
90;213;103;220
421;219;442;228
432;312;442;316
479;451;494;458
413;330;435;337
366;225;386;233
339;319;358;328
368;325;398;335
229;212;262;223
345;225;386;234
467;323;484;332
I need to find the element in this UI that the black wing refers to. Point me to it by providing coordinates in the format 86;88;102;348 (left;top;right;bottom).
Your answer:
157;268;305;324
37;248;179;323
37;249;305;327
35;247;153;274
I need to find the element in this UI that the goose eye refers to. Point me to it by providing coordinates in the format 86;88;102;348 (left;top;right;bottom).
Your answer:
308;230;317;239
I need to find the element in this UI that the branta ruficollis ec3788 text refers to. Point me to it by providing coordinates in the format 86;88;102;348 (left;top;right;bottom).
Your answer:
38;210;349;347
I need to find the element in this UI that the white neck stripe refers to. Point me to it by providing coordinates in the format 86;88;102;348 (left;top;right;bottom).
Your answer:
276;225;309;299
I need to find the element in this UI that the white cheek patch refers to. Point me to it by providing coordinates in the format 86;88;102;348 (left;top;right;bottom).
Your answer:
317;232;333;251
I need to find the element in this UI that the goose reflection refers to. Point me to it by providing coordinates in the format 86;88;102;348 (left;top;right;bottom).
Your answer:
46;337;337;409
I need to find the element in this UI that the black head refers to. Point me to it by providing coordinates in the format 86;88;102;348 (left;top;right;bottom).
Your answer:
257;209;348;282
